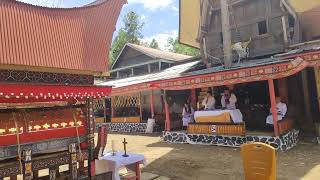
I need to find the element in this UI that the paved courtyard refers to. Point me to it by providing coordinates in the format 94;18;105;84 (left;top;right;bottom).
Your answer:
105;133;320;180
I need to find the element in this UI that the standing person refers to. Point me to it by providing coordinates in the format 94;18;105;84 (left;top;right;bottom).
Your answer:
266;97;287;125
182;101;194;130
201;91;216;110
221;89;237;109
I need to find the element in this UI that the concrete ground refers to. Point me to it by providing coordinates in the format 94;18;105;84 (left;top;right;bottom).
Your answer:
106;133;320;180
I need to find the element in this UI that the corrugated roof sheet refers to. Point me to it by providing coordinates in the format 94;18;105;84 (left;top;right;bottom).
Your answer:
184;58;290;76
276;41;320;58
127;43;192;61
0;0;125;74
98;60;200;88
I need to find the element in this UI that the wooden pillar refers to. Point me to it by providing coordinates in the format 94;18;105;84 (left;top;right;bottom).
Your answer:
190;89;197;108
314;66;320;112
94;125;108;159
69;143;78;180
49;167;58;180
86;97;95;178
163;90;171;131
150;91;155;118
220;0;232;67
139;93;143;122
22;150;33;180
79;159;86;177
278;78;289;103
33;170;39;179
148;64;151;73
301;70;313;123
268;79;279;136
103;98;107;123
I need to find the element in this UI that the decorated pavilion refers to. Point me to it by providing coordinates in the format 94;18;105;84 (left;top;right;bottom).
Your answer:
0;0;125;179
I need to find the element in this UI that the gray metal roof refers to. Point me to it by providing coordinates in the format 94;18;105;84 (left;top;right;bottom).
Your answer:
184;57;291;76
98;60;200;88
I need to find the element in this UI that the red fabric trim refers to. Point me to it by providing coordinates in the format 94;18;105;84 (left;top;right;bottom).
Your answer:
0;84;111;103
0;126;86;146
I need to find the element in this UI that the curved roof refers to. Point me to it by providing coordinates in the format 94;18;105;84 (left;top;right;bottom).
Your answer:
0;0;126;75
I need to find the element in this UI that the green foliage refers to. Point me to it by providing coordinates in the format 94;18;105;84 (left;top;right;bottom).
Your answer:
109;11;144;66
149;39;159;49
166;37;200;57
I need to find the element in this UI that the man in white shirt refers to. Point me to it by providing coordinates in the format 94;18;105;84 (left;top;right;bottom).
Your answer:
221;89;237;110
201;91;215;110
266;97;287;125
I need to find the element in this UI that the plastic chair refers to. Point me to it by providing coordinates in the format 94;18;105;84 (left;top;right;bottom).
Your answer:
241;142;276;180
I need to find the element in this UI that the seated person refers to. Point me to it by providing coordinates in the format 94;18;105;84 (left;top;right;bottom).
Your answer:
201;91;215;110
182;101;194;130
221;89;237;110
266;97;287;125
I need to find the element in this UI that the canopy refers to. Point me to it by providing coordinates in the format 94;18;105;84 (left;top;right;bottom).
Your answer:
105;47;320;96
0;84;111;103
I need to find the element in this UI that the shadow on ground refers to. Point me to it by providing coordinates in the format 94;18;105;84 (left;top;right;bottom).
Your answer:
105;134;320;180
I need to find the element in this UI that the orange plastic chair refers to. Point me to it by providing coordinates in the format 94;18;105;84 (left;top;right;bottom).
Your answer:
241;142;276;180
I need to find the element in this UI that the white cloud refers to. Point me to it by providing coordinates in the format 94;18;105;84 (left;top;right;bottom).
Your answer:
143;30;178;50
17;0;64;7
128;0;175;11
171;6;179;12
140;15;148;23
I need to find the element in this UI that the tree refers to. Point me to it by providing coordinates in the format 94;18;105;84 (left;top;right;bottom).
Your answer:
109;11;144;66
149;39;159;49
166;37;200;57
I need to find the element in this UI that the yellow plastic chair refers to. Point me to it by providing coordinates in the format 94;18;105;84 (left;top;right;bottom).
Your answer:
241;142;276;180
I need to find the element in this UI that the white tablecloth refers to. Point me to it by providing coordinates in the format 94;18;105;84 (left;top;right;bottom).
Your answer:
100;151;146;180
194;109;243;123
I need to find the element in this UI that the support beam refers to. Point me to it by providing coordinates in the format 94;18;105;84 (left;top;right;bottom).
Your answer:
150;91;155;118
94;125;108;159
69;143;78;180
163;90;171;131
268;79;279;136
301;70;313;124
148;64;151;73
278;78;289;103
190;89;197;108
22;149;33;180
139;92;143;122
220;0;232;67
86;97;95;178
49;167;57;180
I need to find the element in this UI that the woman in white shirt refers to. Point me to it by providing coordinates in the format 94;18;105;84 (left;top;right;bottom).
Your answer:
182;101;194;130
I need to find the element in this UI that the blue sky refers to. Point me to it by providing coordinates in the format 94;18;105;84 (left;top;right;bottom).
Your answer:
19;0;180;50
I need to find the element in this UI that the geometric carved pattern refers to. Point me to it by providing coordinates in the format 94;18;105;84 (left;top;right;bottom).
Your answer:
94;98;106;110
0;136;86;160
0;151;88;178
86;97;95;178
111;93;140;108
0;69;94;85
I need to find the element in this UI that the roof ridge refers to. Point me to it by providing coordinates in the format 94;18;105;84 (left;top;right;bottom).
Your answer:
127;43;192;58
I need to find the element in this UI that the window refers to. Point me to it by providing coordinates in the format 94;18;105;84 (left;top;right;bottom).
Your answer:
258;20;267;35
